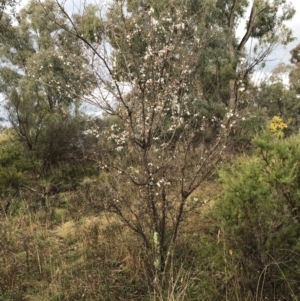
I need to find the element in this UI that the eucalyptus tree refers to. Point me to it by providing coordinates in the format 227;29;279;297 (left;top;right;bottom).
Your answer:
212;0;295;111
0;0;95;172
289;43;300;96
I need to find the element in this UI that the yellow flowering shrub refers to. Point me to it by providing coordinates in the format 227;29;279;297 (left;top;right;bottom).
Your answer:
268;116;288;137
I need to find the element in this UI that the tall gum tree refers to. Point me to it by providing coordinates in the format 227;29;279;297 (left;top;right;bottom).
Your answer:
289;43;300;95
219;0;295;111
0;0;95;172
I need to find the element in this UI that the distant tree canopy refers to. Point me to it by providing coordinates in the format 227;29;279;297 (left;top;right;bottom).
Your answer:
0;0;97;172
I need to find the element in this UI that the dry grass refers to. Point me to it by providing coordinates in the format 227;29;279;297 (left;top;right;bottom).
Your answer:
0;175;230;301
0;194;150;301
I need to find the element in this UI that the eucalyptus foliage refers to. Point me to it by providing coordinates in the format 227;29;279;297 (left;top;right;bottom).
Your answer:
0;0;95;171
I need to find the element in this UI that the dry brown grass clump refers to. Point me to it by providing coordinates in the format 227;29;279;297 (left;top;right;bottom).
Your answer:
0;196;150;301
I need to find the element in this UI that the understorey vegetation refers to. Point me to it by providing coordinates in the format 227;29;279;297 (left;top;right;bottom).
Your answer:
0;0;299;300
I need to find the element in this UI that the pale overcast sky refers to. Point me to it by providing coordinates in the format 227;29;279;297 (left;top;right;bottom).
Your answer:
264;0;300;70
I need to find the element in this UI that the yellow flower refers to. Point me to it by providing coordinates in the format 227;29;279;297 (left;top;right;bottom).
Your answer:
268;116;288;137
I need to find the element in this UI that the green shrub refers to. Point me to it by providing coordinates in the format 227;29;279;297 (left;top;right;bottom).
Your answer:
216;129;300;300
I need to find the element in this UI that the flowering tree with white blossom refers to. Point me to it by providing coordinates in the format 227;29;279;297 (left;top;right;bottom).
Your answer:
48;0;297;289
51;0;233;286
0;0;292;293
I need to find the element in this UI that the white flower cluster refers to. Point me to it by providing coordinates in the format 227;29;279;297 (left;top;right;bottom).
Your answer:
156;177;171;188
84;126;100;138
108;124;128;151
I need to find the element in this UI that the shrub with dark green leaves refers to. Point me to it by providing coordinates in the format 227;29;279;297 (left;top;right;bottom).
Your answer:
216;129;300;300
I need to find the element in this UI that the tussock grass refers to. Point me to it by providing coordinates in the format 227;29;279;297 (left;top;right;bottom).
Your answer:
0;193;151;300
